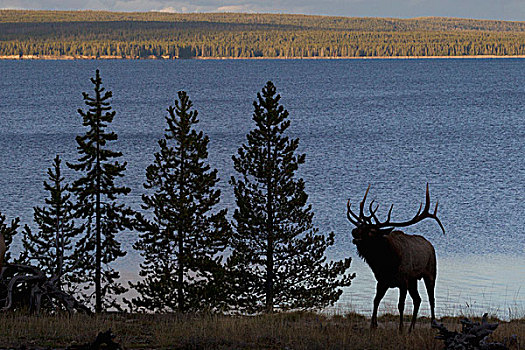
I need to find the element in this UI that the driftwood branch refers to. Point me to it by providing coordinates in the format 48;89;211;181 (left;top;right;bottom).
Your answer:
3;329;122;350
432;313;509;350
0;263;91;315
67;329;122;350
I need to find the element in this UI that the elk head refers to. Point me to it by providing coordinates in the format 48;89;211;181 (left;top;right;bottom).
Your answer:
347;184;445;244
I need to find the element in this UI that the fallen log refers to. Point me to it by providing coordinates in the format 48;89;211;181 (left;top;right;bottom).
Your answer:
67;329;122;350
432;313;508;350
0;263;91;315
0;329;121;350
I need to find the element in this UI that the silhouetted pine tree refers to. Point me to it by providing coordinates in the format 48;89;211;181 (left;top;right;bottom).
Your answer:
0;212;19;263
67;70;133;313
129;91;230;312
0;212;20;306
21;155;82;291
228;81;354;313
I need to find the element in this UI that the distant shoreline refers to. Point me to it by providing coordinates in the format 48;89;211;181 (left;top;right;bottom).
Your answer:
2;55;525;60
3;11;525;62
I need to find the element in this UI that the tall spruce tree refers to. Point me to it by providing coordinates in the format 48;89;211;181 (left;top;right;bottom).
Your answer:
67;69;133;313
228;81;354;313
21;155;82;290
129;91;230;312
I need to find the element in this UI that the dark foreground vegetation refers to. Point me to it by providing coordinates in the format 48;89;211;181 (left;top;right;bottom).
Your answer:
0;312;522;349
1;10;525;58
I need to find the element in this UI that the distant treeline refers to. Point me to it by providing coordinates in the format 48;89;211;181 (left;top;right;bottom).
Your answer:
1;10;525;58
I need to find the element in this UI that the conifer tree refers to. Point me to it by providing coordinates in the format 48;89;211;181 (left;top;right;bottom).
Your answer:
0;212;19;264
0;212;20;306
21;155;82;290
228;81;354;313
129;91;230;312
67;69;133;313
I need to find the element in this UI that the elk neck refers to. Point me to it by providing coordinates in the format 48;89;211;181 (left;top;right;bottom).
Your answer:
355;233;402;281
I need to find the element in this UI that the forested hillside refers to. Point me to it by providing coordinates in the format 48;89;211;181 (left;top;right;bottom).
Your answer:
1;10;525;58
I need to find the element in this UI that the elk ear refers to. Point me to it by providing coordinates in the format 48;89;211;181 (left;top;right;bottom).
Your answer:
379;228;394;236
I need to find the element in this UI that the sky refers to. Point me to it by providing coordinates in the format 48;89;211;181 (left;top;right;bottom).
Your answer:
1;0;524;22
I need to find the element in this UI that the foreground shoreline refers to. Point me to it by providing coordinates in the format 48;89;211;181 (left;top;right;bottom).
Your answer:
0;312;522;349
2;54;525;61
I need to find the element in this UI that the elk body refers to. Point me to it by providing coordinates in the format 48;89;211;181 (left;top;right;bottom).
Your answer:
346;185;445;332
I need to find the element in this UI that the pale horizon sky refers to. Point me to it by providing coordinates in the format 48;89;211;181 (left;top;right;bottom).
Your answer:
1;0;524;22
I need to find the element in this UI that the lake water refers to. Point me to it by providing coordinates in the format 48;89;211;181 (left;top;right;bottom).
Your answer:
0;59;523;319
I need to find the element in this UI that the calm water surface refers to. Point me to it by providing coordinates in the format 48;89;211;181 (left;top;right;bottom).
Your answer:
0;59;523;318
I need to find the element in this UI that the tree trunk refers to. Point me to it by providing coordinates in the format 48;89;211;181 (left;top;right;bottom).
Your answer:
95;88;102;314
265;131;274;313
177;226;184;312
177;130;187;313
95;166;101;313
55;169;63;286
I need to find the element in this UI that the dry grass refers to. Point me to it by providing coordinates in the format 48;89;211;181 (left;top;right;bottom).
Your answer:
0;312;522;349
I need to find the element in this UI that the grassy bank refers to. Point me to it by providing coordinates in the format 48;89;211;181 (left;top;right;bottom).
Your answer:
0;312;522;349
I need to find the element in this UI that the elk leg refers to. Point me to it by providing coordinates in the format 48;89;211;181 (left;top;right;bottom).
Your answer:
423;276;436;322
398;286;407;332
371;283;388;329
407;280;421;333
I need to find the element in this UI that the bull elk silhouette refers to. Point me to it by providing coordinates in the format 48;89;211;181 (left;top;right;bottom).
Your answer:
346;184;445;332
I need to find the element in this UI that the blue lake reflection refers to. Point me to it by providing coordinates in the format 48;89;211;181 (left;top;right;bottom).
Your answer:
0;58;523;317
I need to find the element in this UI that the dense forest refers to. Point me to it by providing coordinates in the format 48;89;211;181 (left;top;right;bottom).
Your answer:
1;10;525;58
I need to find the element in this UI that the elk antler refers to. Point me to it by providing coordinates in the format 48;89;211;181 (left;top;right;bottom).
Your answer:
376;184;445;234
346;201;360;226
359;185;370;220
347;185;378;226
369;200;380;224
